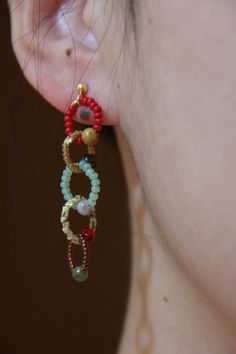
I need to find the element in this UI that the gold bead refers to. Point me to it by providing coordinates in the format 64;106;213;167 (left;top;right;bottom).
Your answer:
76;83;88;95
81;128;99;145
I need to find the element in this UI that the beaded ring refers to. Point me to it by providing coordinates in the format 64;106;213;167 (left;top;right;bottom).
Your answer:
64;83;103;145
61;195;97;245
62;130;96;174
68;239;89;282
60;161;101;208
60;83;103;282
62;131;83;174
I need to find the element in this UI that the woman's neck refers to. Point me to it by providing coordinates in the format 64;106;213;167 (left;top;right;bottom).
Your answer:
115;127;236;354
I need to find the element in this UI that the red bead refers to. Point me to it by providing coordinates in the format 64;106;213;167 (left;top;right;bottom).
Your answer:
94;124;102;132
65;121;74;128
64;115;72;122
94;112;102;119
74;136;83;145
90;102;97;110
93;105;102;113
87;98;94;106
67;107;76;115
81;228;95;242
79;96;86;105
94;118;103;125
65;128;73;135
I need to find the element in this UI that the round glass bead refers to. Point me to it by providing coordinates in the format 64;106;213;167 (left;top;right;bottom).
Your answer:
72;266;88;282
81;128;98;145
92;186;100;193
88;199;96;207
78;106;93;121
76;199;92;216
89;192;98;201
91;179;100;186
81;153;97;168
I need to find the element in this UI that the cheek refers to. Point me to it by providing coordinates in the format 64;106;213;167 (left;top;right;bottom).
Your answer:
120;0;236;319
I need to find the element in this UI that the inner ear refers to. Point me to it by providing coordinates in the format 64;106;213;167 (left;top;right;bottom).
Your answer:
53;1;98;52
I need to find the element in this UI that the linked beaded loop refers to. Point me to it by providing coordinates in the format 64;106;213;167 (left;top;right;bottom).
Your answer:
68;238;89;282
63;83;104;144
60;83;103;282
62;131;83;173
60;161;101;207
60;195;97;245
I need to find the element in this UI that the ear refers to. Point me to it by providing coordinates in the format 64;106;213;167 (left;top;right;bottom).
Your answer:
8;0;118;125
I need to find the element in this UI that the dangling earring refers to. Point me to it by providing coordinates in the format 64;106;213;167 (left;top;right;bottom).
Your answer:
60;83;103;282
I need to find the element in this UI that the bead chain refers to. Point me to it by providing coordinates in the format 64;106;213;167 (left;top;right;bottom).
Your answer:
60;83;104;282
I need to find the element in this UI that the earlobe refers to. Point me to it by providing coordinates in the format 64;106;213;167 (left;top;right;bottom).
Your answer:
9;0;118;125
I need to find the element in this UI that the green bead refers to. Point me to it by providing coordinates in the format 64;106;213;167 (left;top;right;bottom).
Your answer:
64;169;71;176
91;172;98;180
89;192;98;201
84;163;91;171
86;168;94;177
65;193;72;199
79;161;85;169
88;199;96;207
91;179;100;186
72;267;88;282
63;169;71;177
62;188;69;194
92;186;100;193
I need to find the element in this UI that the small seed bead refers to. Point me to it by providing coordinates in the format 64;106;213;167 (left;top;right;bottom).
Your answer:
64;104;77;137
60;167;74;203
78;160;101;208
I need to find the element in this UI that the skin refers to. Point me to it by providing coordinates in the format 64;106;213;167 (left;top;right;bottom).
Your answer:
8;0;236;352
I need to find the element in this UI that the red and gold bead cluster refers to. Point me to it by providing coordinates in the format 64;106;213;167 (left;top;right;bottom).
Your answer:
63;83;104;145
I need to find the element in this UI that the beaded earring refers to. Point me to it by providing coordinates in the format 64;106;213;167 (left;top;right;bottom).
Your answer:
60;83;103;282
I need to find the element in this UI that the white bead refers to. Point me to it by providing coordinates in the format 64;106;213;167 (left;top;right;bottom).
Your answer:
76;199;92;216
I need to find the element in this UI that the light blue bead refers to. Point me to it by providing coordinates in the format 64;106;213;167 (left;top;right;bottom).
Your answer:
86;169;94;177
83;163;91;170
91;172;98;180
88;199;96;207
89;192;98;201
60;182;65;188
64;168;71;176
91;179;100;186
92;186;100;193
72;266;88;282
79;160;86;169
62;175;69;182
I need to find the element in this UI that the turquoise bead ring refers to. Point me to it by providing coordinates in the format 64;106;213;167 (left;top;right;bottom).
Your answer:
60;160;101;210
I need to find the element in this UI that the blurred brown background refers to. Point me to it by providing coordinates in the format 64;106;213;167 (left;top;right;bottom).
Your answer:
0;1;131;353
